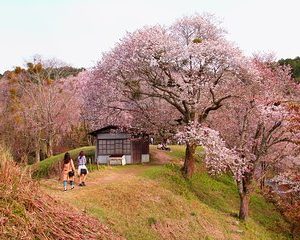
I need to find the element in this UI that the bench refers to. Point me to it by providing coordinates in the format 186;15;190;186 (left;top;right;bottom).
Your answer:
108;154;126;166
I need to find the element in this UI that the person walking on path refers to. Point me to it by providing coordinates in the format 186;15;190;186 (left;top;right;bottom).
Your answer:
61;152;76;191
77;151;88;186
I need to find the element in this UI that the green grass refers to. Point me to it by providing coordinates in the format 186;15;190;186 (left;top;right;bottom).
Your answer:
166;145;205;165
40;145;292;240
143;147;292;240
142;163;196;200
31;146;95;178
166;145;187;159
144;164;291;239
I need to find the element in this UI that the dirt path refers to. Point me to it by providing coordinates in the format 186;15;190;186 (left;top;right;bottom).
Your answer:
150;148;176;165
88;165;151;185
41;148;175;191
40;165;149;193
40;147;177;191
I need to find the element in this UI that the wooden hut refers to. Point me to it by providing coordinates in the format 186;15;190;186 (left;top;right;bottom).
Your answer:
90;125;150;165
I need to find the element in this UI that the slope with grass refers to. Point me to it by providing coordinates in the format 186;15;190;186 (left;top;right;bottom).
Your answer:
31;146;95;178
40;145;293;240
0;145;123;240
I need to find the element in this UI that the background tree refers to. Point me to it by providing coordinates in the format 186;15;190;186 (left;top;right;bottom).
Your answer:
269;170;300;238
177;56;299;220
0;58;85;162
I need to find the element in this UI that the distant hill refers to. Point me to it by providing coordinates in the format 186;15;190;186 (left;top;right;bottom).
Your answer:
0;65;85;82
279;57;300;82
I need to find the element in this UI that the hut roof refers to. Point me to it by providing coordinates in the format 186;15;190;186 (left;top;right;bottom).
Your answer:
89;125;149;138
89;125;119;136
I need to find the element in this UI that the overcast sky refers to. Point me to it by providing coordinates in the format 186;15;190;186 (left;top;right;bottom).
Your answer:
0;0;299;73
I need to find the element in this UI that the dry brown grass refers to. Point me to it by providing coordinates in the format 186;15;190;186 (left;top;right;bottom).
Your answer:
0;145;124;240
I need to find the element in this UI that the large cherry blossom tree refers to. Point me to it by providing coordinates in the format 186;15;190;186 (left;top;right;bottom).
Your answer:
88;14;252;177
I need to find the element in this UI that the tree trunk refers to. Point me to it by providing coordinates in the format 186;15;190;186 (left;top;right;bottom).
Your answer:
239;193;250;220
35;143;40;163
260;161;266;190
47;136;54;157
34;131;41;162
182;143;197;178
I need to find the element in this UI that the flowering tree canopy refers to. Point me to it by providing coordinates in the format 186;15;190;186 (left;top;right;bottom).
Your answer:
86;14;252;176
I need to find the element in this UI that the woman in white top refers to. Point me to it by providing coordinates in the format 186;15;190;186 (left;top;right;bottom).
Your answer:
77;151;88;186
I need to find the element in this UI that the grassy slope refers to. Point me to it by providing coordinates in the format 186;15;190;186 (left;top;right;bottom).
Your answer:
40;145;291;240
164;146;291;239
0;145;122;240
31;146;95;178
